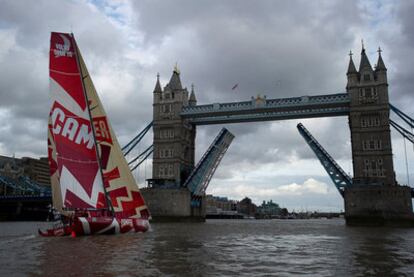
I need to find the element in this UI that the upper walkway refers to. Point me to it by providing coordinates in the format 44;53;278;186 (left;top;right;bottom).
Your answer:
181;93;350;125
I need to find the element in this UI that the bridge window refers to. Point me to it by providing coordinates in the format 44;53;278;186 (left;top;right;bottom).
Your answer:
360;114;381;127
168;164;174;176
362;138;382;151
378;159;384;177
159;166;165;177
363;159;385;177
359;87;378;104
363;74;371;81
361;117;367;127
160;148;174;158
162;104;172;114
158;164;174;177
160;129;174;139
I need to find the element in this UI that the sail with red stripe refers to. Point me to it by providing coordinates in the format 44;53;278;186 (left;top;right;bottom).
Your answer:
48;32;149;219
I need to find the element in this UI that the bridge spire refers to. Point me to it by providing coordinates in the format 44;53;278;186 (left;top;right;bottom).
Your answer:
189;83;197;106
375;46;387;84
359;43;373;73
153;72;162;93
347;50;357;74
375;46;387;71
167;65;183;90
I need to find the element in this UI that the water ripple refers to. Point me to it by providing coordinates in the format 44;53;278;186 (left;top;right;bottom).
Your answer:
1;219;414;276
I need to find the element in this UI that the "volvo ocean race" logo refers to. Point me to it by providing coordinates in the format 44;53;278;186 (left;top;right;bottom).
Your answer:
54;34;73;58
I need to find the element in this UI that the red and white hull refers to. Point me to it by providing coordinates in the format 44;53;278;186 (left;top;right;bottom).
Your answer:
72;216;149;235
38;216;149;237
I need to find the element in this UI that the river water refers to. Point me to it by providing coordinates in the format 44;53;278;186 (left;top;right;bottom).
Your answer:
1;219;414;276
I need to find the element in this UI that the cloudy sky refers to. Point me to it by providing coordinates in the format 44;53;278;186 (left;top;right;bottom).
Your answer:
1;0;413;211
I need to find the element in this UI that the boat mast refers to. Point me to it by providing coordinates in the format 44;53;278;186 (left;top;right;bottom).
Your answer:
71;33;115;215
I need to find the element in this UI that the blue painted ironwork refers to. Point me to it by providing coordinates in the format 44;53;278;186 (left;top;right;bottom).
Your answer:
184;128;234;200
388;104;414;196
390;104;414;129
297;123;352;196
130;145;154;172
128;144;153;165
186;106;349;125
181;93;350;125
0;195;51;201
0;175;51;197
390;120;414;144
122;121;153;156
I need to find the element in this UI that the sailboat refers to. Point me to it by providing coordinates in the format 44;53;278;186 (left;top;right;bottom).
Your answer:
39;32;150;236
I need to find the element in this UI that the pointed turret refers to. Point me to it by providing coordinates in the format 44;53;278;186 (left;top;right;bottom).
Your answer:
375;47;387;71
189;84;197;106
153;73;162;93
167;64;183;90
359;47;373;73
358;41;375;83
347;53;357;75
347;51;358;89
375;47;387;84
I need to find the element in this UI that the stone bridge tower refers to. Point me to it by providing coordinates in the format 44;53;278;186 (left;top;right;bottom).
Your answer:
345;47;413;224
347;47;395;186
152;67;196;187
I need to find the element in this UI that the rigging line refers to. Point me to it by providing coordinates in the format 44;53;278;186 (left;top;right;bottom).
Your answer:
72;34;115;215
404;137;410;186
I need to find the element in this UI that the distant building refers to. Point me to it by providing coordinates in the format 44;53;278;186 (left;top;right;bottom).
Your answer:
21;157;50;186
257;200;281;217
237;197;257;217
206;195;237;214
0;155;24;179
0;155;50;186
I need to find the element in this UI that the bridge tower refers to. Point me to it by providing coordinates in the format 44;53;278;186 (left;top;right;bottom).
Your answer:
347;47;395;185
346;46;413;225
152;67;196;187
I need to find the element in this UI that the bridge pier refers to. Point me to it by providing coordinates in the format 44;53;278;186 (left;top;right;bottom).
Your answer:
344;185;414;226
141;188;205;222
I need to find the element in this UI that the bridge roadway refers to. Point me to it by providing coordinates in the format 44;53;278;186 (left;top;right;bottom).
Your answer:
181;93;350;125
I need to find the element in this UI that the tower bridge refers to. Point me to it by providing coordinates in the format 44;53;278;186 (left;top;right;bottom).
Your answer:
2;46;412;224
138;46;414;224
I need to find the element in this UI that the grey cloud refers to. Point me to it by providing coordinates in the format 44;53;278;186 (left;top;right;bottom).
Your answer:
130;0;363;175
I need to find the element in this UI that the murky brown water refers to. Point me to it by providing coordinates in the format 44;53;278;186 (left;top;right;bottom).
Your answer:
1;219;414;276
